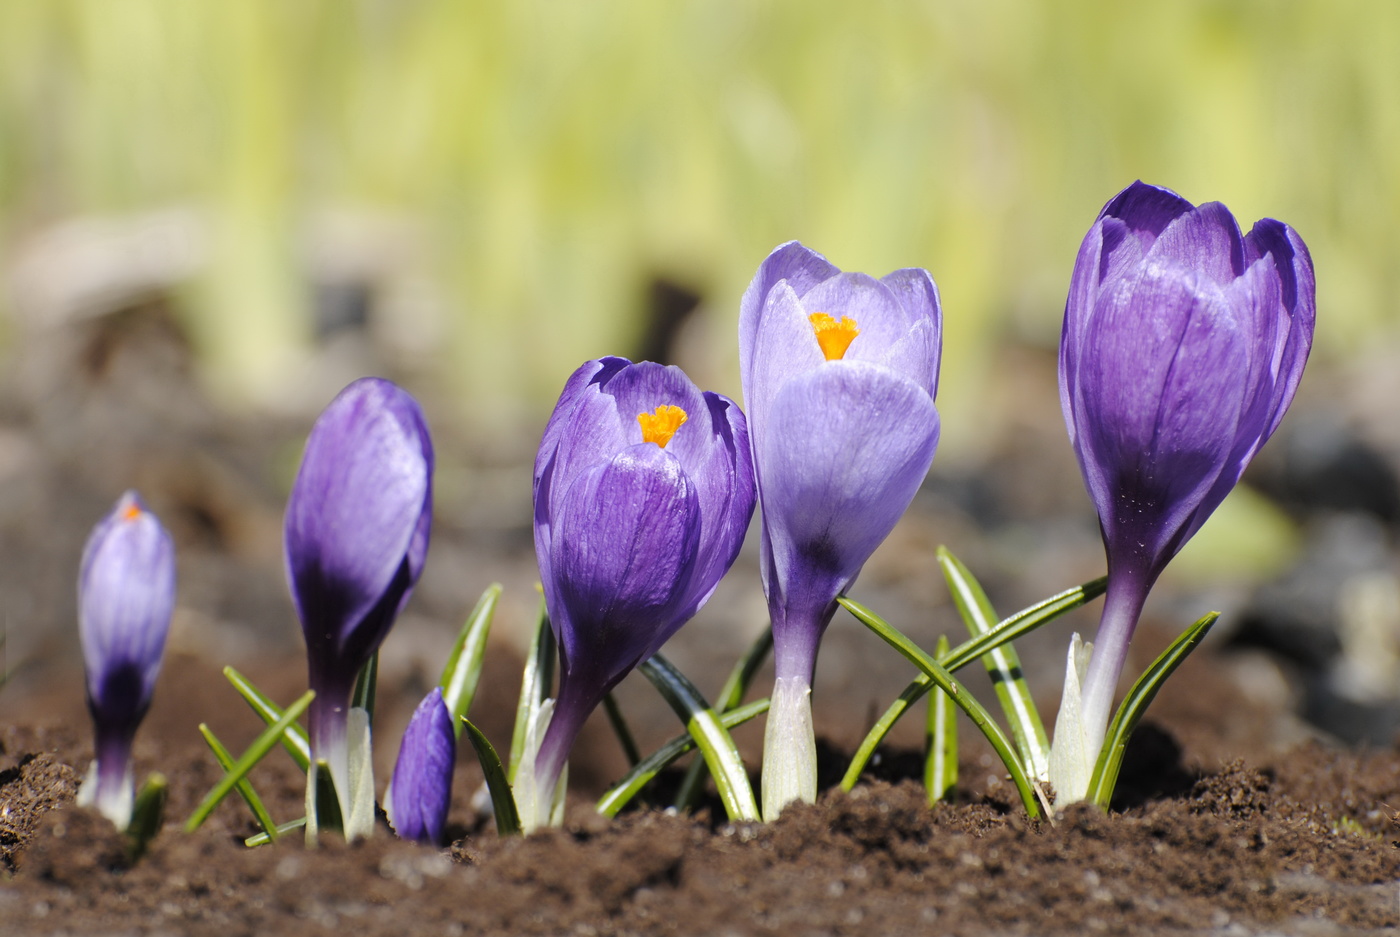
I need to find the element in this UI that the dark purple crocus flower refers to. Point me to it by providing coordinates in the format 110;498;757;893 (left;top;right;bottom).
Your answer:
285;377;433;838
76;491;175;830
387;687;455;845
1049;181;1315;802
529;357;755;828
739;241;942;818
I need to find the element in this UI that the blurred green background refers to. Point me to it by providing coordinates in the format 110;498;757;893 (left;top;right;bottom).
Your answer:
0;0;1394;460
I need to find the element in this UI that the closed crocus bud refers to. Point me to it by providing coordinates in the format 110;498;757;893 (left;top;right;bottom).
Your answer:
76;491;175;830
286;377;433;839
1049;182;1315;803
528;358;756;829
739;242;942;820
387;687;455;845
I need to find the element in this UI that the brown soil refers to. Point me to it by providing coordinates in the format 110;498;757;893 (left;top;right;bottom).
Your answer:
3;646;1400;937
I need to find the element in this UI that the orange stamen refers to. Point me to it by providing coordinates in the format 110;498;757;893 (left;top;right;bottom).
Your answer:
808;312;860;360
637;405;688;448
121;503;143;522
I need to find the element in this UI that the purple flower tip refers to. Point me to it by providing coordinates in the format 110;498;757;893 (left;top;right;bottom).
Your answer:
285;377;434;758
1062;181;1315;598
1059;181;1315;761
78;490;175;822
531;358;756;792
739;241;943;684
388;687;455;845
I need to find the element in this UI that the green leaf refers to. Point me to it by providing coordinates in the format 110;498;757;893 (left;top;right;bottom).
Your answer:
840;575;1105;789
839;597;1041;818
125;773;167;860
602;692;642;766
198;724;279;841
223;666;310;771
310;758;345;839
439;583;502;737
509;596;556;784
924;636;957;804
639;655;760;823
245;817;306;848
1086;611;1218;809
185;689;315;832
938;547;1050;780
461;715;522;836
674;626;773;811
351;651;378;720
597;699;770;818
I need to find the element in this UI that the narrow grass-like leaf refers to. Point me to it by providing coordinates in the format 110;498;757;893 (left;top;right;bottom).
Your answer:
1086;611;1218;809
839;597;1041;818
938;547;1050;780
597;699;769;818
125;773;167;859
462;715;522;836
198;724;279;841
841;576;1105;788
440;583;502;737
924;636;957;804
311;758;344;838
185;690;315;832
602;692;641;766
223;666;310;771
509;597;555;784
245;817;306;847
675;626;773;811
640;655;760;823
351;652;378;720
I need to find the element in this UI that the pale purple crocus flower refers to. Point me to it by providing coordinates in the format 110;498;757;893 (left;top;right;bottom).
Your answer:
285;377;433;839
76;490;175;830
387;687;455;845
528;358;755;829
1049;182;1315;803
739;242;942;819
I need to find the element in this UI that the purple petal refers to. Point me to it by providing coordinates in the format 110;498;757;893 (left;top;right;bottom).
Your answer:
1143;201;1246;285
1244;219;1316;442
285;378;433;703
757;362;939;648
388;687;455;845
739;242;840;390
879;268;943;395
79;491;175;732
550;443;701;687
744;283;827;472
1100;180;1195;247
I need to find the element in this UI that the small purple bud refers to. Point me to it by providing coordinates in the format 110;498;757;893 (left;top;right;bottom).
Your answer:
76;490;175;829
738;242;942;816
1053;181;1315;796
387;687;455;845
531;358;756;809
285;377;433;809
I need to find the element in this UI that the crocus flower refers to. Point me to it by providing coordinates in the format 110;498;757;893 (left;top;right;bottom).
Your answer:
285;377;433;839
739;242;942;819
1049;181;1315;803
387;687;455;845
528;357;755;829
75;490;175;830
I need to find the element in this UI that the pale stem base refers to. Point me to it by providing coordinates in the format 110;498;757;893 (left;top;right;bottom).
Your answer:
761;676;817;822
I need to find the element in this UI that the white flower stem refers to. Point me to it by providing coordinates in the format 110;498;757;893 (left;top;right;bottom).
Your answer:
761;675;816;821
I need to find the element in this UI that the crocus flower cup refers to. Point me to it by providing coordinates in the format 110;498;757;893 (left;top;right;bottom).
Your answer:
76;490;176;830
529;357;755;828
739;242;942;819
387;687;456;845
285;377;434;838
1049;181;1315;803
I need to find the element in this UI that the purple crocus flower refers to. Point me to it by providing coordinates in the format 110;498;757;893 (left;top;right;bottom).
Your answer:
387;687;455;845
739;241;942;818
76;491;175;830
1049;181;1315;802
529;357;755;826
285;377;433;837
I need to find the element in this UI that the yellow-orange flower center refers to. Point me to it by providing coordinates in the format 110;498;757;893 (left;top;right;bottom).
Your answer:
638;405;688;448
121;502;143;522
808;312;860;360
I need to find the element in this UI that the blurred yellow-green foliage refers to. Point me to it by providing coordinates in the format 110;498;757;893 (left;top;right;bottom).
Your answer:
0;0;1395;456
